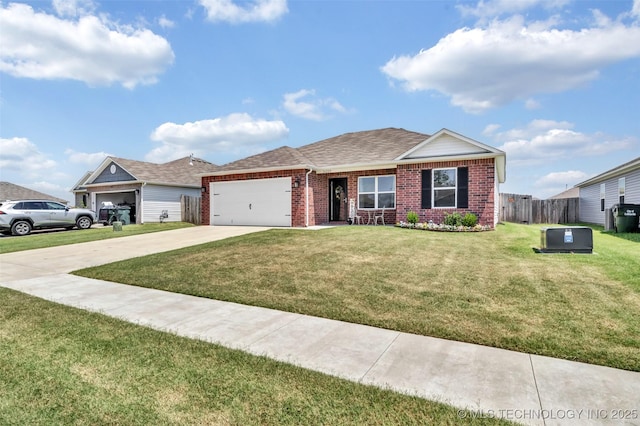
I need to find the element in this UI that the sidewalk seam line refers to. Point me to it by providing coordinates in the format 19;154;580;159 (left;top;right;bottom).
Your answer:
529;354;546;426
359;331;401;382
246;313;303;347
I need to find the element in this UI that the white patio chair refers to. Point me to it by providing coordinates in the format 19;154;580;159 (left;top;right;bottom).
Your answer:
353;211;364;225
373;208;385;226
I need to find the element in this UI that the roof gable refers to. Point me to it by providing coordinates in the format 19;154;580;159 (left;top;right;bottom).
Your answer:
92;160;136;183
398;128;502;160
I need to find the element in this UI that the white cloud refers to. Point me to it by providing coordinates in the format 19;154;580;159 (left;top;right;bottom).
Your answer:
0;2;174;89
524;98;541;110
147;113;290;162
52;0;96;17
482;123;501;136
493;120;636;165
0;137;57;176
381;10;640;113
533;170;590;198
158;15;175;29
535;170;589;187
65;149;111;166
199;0;288;24
457;0;569;20
283;89;350;121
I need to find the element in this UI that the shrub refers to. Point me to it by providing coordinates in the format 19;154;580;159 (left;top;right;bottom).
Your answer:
406;211;419;225
461;213;478;227
443;212;462;227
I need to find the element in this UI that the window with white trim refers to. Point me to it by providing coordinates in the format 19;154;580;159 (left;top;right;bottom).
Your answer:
433;168;457;208
358;175;395;209
618;177;625;204
600;183;606;212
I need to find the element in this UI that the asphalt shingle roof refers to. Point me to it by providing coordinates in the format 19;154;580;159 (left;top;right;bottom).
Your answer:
220;146;313;172
216;128;430;172
299;128;429;167
0;182;68;204
104;156;219;186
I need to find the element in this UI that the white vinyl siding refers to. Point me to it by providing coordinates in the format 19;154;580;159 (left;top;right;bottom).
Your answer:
405;134;487;158
579;185;602;224
142;184;200;223
579;168;640;225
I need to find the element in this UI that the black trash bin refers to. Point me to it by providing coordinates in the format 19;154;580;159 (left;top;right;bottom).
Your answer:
611;204;640;233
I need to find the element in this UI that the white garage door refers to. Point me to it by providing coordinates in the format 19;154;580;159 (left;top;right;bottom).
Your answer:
211;177;292;226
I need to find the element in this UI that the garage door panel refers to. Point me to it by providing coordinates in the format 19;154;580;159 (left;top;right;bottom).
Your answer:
211;178;292;227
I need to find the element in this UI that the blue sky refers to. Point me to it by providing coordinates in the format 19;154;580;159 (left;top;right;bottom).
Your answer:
1;0;639;203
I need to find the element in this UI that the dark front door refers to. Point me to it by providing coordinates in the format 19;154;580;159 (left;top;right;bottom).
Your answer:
329;178;348;222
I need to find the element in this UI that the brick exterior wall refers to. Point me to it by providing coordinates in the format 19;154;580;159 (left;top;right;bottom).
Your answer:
201;159;496;227
396;158;496;226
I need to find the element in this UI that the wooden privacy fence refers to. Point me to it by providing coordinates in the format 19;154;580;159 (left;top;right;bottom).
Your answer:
181;195;201;225
499;193;579;224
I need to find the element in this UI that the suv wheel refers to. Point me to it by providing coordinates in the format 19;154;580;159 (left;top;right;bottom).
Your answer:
11;220;32;236
76;216;92;230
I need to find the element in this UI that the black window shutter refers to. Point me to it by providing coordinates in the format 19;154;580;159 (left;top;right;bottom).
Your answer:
421;170;432;209
458;167;469;209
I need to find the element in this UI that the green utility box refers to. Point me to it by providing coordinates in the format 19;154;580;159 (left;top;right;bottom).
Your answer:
611;204;640;233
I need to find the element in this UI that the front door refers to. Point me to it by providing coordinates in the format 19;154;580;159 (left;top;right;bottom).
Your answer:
329;178;348;222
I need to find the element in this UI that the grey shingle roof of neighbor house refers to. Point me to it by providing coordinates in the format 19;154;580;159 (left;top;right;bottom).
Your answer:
0;182;68;204
87;156;219;187
548;187;580;199
217;128;431;172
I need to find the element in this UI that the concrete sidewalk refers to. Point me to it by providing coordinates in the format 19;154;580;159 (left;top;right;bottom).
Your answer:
1;226;639;425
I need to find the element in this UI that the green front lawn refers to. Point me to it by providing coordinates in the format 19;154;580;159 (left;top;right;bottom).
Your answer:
76;223;640;371
0;288;506;425
0;222;194;254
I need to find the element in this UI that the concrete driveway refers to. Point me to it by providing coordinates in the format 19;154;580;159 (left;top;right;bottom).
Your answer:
0;225;272;280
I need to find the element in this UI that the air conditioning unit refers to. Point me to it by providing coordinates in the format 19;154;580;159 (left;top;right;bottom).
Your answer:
540;227;593;253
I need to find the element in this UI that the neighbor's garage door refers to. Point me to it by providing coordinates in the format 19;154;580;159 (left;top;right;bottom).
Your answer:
211;177;292;226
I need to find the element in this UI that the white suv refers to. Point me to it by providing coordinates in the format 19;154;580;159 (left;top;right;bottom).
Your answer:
0;200;97;236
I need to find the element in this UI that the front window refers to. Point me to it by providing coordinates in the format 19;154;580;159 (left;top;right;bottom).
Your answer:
358;175;395;209
433;168;457;208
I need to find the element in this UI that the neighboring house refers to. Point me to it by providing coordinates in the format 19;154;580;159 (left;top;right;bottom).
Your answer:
0;181;68;204
548;187;579;199
575;156;640;225
201;128;506;228
73;156;219;224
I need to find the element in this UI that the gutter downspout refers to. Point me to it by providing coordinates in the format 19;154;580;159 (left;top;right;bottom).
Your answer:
305;169;312;227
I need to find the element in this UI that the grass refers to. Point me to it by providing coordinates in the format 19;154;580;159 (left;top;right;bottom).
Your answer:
0;222;194;254
0;288;508;425
76;223;640;371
